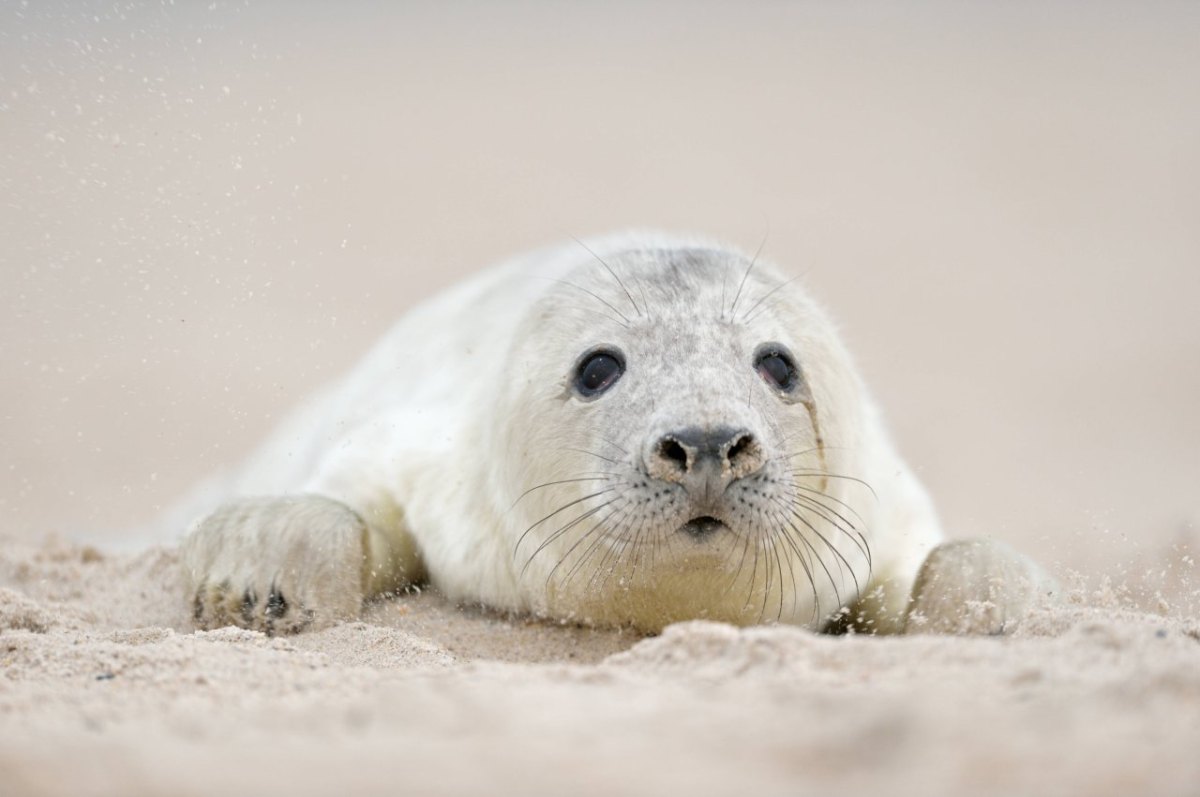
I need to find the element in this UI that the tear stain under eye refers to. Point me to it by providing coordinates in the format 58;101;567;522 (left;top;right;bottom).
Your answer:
802;397;828;493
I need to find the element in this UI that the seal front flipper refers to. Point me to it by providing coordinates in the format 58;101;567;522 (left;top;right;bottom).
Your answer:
901;539;1060;635
182;494;419;634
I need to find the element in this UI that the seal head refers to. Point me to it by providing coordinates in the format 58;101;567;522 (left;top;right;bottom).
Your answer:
501;244;875;629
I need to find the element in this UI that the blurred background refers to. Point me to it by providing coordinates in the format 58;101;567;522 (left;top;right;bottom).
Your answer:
2;1;1197;592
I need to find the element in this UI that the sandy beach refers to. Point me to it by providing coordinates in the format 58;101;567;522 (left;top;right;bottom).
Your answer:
3;3;1198;795
2;536;1199;796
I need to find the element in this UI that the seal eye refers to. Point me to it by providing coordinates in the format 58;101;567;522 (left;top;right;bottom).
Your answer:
574;348;625;397
755;345;799;392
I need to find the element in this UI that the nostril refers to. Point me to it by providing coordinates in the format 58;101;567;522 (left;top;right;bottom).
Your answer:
725;433;762;474
727;434;752;463
657;438;689;472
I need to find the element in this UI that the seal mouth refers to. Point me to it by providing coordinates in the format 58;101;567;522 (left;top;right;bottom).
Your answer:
680;515;727;540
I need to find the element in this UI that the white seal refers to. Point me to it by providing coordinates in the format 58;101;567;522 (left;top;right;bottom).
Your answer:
181;232;1055;634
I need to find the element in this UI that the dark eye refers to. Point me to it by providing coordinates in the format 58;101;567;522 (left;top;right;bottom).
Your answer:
574;348;625;397
755;344;799;392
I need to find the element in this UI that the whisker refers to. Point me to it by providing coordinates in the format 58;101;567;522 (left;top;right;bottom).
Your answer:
596;436;630;455
773;495;862;602
757;511;774;620
571;236;643;318
593;516;638;596
556;521;614;592
793;482;870;529
740;275;799;324
774;440;857;457
741;518;765;615
508;475;615;510
572;305;635;329
636;279;652;323
766;504;800;623
769;498;844;609
767;517;786;622
727;232;768;319
623;507;654;577
548;499;634;590
535;276;632;327
521;498;621;577
787;495;871;584
574;503;641;596
769;444;824;465
764;504;821;622
513;488;617;560
789;490;872;572
786;502;854;596
787;467;879;501
563;447;623;465
744;295;793;325
716;508;755;597
783;474;872;557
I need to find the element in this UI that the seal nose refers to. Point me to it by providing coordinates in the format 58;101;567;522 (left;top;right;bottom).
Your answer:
647;426;766;498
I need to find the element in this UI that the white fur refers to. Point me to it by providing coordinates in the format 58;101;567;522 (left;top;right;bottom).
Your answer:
181;232;949;633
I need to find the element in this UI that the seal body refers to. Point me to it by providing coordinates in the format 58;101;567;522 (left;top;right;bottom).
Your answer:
182;232;970;634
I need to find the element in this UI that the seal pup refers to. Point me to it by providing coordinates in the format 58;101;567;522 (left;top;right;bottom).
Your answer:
182;232;1056;635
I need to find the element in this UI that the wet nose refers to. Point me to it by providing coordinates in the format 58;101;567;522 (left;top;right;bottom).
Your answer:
647;426;766;497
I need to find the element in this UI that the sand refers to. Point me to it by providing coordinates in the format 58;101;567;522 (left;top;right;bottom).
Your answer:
1;536;1199;797
3;3;1199;796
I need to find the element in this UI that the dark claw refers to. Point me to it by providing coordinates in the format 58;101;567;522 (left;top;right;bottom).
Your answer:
192;586;206;623
262;584;289;637
265;584;288;618
241;588;258;625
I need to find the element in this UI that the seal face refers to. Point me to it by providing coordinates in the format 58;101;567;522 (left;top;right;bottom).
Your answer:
180;232;955;635
499;245;879;629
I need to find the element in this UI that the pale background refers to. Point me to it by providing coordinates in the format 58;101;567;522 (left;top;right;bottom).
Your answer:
3;1;1198;586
